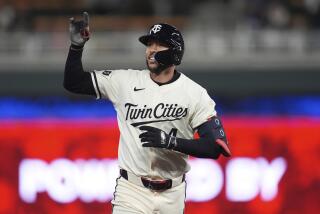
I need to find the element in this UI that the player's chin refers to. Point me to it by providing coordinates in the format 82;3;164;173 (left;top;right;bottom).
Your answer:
146;60;159;72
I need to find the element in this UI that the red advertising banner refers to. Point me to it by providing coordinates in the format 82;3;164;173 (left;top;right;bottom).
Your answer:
0;117;319;214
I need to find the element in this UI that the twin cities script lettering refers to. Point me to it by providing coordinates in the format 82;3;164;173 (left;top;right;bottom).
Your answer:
124;102;188;126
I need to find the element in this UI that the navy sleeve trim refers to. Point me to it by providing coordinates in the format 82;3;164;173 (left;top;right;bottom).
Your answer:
91;71;102;99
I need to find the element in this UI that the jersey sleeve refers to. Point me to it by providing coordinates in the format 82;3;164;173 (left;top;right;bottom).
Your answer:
90;69;126;104
190;89;217;129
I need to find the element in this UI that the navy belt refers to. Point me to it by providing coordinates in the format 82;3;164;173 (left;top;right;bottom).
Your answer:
120;169;185;191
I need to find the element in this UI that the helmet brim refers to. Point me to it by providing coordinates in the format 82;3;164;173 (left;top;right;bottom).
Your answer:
139;35;161;46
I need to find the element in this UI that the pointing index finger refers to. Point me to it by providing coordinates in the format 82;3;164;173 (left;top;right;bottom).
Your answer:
139;126;156;132
83;12;89;26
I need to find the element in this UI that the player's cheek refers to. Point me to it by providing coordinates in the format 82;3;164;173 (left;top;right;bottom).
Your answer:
145;47;150;56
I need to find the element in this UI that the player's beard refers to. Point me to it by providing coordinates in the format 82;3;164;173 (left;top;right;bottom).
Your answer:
146;58;171;75
146;59;163;75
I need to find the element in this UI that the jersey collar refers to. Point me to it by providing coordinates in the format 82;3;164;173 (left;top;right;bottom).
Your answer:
150;70;181;86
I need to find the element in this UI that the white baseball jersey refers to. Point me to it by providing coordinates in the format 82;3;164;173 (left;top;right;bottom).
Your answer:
90;69;216;179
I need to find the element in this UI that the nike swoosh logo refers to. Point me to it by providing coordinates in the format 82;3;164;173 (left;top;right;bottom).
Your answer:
134;87;145;91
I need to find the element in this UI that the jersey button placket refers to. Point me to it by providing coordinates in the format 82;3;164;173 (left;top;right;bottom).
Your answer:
148;88;163;178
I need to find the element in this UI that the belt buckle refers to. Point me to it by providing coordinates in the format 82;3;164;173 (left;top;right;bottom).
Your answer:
144;178;172;191
147;181;154;190
142;178;157;190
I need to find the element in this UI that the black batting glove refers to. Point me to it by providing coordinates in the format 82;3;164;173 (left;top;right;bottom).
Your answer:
69;12;90;47
139;126;177;150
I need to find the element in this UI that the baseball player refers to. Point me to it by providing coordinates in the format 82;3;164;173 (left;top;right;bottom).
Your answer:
64;12;231;214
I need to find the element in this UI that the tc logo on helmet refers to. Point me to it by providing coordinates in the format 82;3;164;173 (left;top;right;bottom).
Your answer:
150;24;162;34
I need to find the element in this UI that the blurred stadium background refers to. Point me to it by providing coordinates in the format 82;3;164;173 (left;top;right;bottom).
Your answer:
0;0;320;213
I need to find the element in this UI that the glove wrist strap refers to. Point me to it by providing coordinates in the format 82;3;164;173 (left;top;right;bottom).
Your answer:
167;136;177;150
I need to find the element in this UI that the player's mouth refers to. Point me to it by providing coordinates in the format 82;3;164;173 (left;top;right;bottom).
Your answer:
148;53;157;64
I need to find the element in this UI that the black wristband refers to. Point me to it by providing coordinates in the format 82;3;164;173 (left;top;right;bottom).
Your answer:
70;44;84;50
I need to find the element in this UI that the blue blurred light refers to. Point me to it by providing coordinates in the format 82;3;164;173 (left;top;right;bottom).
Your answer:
215;96;320;117
0;96;319;119
0;97;116;119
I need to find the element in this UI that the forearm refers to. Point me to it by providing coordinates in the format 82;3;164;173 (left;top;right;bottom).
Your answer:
175;117;231;158
174;137;221;159
63;44;95;95
139;117;230;159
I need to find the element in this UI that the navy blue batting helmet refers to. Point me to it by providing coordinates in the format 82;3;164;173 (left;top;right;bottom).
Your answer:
139;23;184;66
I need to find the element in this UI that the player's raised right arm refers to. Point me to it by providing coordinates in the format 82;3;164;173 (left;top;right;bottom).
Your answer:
63;12;95;96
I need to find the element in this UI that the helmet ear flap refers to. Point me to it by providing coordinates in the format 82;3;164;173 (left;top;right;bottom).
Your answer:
154;48;182;66
154;49;175;66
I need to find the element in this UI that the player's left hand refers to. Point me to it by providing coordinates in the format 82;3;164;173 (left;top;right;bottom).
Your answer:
139;126;177;149
69;12;90;46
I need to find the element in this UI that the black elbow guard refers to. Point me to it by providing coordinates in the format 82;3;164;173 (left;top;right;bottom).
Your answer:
211;116;227;142
209;116;231;157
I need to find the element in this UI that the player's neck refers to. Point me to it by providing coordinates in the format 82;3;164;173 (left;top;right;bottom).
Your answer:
150;66;175;84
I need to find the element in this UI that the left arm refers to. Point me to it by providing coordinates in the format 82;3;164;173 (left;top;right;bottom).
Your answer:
139;116;231;159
